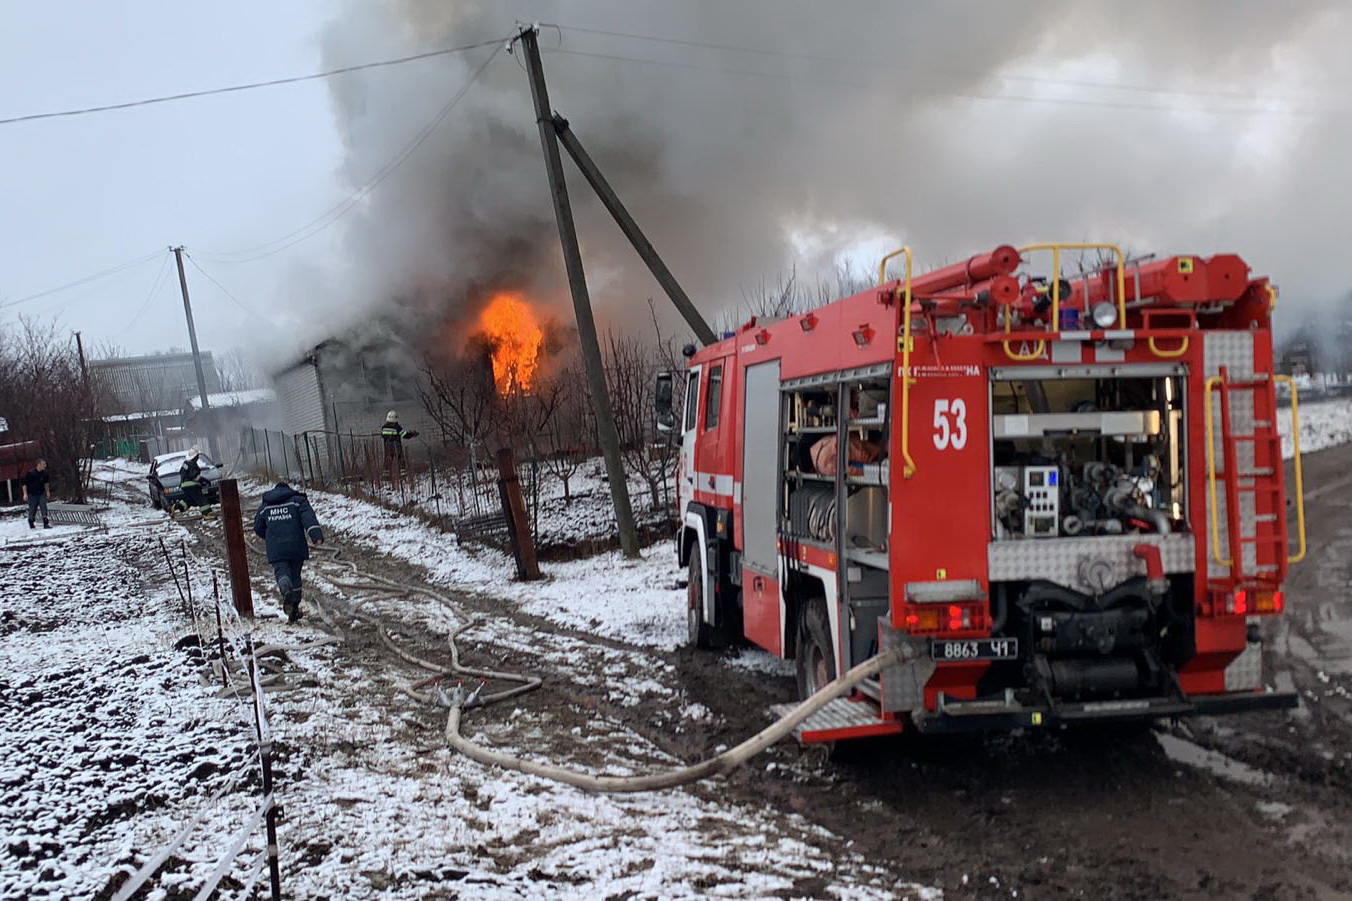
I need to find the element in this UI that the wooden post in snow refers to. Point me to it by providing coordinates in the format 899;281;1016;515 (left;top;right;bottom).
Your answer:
218;479;254;617
496;447;540;581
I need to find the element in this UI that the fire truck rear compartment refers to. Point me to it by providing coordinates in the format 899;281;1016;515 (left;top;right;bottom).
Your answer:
981;576;1194;705
990;371;1186;542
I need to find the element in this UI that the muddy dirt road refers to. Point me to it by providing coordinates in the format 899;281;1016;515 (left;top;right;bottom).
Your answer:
174;444;1352;899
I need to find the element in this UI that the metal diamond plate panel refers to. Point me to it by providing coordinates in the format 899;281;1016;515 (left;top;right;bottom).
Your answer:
1202;332;1254;378
988;534;1194;593
1224;637;1263;691
768;698;883;738
878;625;934;713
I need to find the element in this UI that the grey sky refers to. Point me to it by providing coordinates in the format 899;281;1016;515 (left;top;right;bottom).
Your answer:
3;2;1350;371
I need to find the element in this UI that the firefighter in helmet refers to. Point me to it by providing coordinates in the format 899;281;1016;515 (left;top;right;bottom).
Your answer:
178;447;213;516
380;411;418;471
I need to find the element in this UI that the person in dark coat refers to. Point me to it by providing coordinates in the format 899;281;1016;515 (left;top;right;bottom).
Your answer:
21;459;50;529
253;482;325;623
178;448;211;514
380;411;418;471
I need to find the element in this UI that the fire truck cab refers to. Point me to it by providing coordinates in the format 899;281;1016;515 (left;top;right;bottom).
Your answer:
670;243;1302;742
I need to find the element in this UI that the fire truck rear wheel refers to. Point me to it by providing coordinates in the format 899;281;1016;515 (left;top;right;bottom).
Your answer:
687;554;724;650
796;598;835;701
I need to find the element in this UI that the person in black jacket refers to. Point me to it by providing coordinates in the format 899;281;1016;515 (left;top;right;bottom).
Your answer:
253;482;325;623
21;459;50;529
178;448;211;515
380;411;418;472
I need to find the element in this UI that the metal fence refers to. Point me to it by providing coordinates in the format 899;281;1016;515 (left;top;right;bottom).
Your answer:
108;542;281;901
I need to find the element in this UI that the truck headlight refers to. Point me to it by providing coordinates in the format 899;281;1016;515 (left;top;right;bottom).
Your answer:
1091;301;1118;328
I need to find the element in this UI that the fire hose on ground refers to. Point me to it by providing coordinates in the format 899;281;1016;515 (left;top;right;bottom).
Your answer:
244;539;905;793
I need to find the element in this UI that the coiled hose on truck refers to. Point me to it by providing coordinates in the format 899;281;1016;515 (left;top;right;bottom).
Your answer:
255;541;902;793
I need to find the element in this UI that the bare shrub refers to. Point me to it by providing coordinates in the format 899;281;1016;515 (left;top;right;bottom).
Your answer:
0;317;105;502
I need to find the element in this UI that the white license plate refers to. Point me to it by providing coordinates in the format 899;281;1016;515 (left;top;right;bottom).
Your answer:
930;638;1019;661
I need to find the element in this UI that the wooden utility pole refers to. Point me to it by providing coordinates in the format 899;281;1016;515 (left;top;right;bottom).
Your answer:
516;25;639;557
496;448;540;580
217;478;254;617
172;246;220;461
552;114;717;347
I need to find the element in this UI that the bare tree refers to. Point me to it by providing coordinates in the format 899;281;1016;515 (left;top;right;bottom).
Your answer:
538;361;592;501
0;317;104;502
216;347;264;392
417;352;499;471
604;331;669;511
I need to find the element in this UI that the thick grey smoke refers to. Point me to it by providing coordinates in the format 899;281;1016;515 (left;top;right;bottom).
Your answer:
294;0;1351;360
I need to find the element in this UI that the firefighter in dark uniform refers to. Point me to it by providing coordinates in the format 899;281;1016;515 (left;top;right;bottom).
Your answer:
380;411;418;473
178;448;212;515
253;482;325;623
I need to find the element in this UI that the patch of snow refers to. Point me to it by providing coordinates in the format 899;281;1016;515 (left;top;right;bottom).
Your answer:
724;648;798;677
1279;396;1352;459
1155;733;1275;787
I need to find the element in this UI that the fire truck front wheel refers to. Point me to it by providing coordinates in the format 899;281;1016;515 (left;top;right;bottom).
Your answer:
687;554;726;650
796;598;835;701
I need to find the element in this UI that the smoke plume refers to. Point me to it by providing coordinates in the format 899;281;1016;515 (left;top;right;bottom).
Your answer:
298;0;1352;357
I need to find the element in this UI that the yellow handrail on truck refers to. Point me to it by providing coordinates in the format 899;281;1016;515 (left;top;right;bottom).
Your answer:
1273;375;1307;563
878;247;916;478
1003;243;1128;362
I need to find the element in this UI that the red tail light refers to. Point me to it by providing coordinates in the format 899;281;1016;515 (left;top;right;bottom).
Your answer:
1232;589;1248;615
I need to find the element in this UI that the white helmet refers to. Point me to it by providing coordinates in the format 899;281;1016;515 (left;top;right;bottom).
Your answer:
386;411;398;422
187;447;200;460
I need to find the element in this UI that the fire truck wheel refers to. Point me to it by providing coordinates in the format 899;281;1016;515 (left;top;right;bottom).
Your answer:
796;598;836;701
687;554;724;650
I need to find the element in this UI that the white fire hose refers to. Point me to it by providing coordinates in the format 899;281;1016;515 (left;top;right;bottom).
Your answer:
259;542;903;793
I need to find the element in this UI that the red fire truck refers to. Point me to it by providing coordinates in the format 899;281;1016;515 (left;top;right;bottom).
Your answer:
665;242;1303;741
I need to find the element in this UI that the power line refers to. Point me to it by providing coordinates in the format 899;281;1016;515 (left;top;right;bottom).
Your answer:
113;249;174;336
549;23;1323;108
195;43;503;264
547;47;1318;117
1;249;164;311
184;253;270;321
0;37;504;127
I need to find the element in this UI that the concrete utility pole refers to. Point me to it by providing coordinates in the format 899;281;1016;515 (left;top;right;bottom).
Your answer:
552;114;717;347
172;247;220;461
517;25;640;557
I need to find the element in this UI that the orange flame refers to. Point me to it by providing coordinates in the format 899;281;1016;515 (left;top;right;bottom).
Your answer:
478;292;543;394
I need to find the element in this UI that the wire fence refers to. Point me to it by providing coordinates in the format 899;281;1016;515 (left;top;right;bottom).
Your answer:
106;540;282;901
235;426;539;539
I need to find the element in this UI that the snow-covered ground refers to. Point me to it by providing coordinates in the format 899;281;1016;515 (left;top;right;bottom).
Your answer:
271;481;690;652
1;462;936;899
1279;395;1352;460
349;459;674;552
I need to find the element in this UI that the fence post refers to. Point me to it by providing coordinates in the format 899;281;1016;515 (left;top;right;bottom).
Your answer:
247;637;282;901
496;447;540;580
264;429;273;475
218;479;255;617
211;573;229;687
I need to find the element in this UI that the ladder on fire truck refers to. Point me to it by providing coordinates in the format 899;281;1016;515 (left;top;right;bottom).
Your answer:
1204;368;1306;601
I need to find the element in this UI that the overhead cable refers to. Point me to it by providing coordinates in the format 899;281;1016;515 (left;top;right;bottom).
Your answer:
194;43;503;264
1;249;164;311
0;37;504;127
548;22;1324;109
548;46;1317;117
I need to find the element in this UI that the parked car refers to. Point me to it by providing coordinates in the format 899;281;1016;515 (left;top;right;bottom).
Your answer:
148;451;223;510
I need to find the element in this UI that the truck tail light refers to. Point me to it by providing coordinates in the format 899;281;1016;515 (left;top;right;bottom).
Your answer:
905;608;941;633
904;603;986;635
1224;588;1284;615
